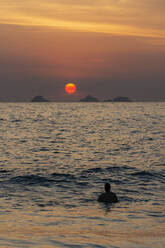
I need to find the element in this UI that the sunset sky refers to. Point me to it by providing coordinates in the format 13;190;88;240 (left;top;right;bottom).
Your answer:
0;0;165;101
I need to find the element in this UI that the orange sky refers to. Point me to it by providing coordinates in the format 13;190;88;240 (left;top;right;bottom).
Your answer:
0;0;165;101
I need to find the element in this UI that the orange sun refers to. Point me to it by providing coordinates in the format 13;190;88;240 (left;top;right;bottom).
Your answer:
65;83;76;94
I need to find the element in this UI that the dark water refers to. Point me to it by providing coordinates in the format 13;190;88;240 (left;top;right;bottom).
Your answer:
0;102;164;247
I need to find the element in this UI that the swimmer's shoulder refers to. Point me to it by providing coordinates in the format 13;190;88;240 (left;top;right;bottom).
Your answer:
110;191;118;203
97;192;118;203
97;193;106;202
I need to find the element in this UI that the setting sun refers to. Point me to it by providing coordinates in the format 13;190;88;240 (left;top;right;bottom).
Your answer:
65;83;76;94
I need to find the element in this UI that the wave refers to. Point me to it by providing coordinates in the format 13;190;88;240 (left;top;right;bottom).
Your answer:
80;165;133;175
130;170;165;182
8;173;80;188
106;165;133;172
131;170;154;177
4;165;165;191
9;175;54;186
51;172;76;180
82;167;103;174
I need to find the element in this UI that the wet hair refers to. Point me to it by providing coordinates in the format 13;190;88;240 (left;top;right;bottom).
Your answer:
105;183;111;193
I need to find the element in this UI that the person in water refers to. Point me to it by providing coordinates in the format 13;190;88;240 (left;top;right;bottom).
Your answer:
98;183;118;203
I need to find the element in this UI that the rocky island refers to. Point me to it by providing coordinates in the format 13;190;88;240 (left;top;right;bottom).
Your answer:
31;96;49;102
80;95;99;102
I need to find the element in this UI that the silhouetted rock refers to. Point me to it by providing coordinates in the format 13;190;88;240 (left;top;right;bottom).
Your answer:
31;96;49;102
80;95;99;102
113;96;132;102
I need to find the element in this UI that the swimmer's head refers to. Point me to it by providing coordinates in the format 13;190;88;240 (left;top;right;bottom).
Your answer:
105;183;111;193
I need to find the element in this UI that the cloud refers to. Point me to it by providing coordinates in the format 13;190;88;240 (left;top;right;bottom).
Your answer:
0;0;165;38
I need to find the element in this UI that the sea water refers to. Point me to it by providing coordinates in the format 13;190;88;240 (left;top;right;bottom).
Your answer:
0;102;164;248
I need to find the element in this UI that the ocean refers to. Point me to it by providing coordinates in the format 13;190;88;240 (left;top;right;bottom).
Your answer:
0;102;164;248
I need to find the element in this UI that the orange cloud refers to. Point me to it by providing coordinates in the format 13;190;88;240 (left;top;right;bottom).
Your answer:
0;0;165;38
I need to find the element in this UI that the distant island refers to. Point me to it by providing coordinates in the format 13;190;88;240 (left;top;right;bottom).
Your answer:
80;95;132;102
30;95;131;103
31;96;49;102
80;95;99;102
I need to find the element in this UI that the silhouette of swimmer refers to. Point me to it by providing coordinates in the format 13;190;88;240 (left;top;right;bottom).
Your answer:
98;183;118;203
